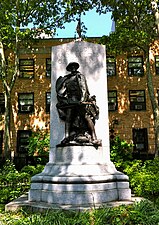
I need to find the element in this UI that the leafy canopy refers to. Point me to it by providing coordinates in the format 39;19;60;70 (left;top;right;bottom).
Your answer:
100;0;157;54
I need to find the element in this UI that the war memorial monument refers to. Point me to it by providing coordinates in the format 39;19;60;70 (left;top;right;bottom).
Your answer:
5;40;132;211
27;40;131;210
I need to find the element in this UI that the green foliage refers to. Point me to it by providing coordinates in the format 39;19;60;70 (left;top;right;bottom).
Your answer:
0;209;91;225
0;160;44;204
1;0;100;159
1;200;159;224
28;130;49;164
93;200;159;225
110;136;159;203
0;0;104;49
110;136;133;171
21;164;44;176
124;158;159;202
0;159;17;174
100;0;157;54
0;160;30;204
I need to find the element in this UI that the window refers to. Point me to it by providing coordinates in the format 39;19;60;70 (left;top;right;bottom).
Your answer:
155;56;159;75
129;90;146;110
0;131;3;154
133;128;148;153
19;59;34;78
46;92;51;113
107;56;116;76
46;58;51;78
157;90;159;105
0;65;2;79
18;93;34;113
128;56;144;76
17;130;32;153
108;91;117;111
0;93;5;114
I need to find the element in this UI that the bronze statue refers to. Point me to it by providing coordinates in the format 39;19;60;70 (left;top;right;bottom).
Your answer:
56;62;101;146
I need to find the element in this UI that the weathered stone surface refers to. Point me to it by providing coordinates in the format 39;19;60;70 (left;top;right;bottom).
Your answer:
50;40;109;161
29;145;131;206
5;193;144;212
28;41;131;209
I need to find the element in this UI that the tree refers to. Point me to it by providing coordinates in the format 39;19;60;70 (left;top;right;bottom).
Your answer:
100;0;159;156
0;0;100;159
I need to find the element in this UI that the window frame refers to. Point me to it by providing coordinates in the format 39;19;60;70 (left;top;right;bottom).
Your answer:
0;93;5;114
155;55;159;75
46;58;51;78
19;59;34;79
108;90;118;111
129;90;146;111
107;56;116;76
128;56;144;76
0;130;3;154
18;93;34;113
132;128;148;153
157;90;159;105
17;130;32;153
46;92;51;113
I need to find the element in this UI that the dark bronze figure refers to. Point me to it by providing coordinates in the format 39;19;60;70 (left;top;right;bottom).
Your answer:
56;62;101;146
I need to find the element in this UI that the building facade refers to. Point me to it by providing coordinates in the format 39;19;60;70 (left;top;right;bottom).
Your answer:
107;43;159;159
0;38;159;164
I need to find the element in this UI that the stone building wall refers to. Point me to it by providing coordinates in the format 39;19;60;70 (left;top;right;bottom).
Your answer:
0;38;159;160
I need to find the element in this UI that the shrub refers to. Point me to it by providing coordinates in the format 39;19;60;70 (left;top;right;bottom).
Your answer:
109;136;159;203
124;158;159;202
28;130;50;164
110;136;133;171
21;164;44;176
0;160;45;204
0;160;30;204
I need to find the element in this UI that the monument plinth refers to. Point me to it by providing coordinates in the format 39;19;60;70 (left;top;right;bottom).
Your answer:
28;41;131;209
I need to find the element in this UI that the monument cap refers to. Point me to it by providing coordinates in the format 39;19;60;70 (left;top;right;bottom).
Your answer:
66;62;79;71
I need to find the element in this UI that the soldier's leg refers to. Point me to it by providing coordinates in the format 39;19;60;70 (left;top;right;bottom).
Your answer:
65;108;72;139
85;114;97;140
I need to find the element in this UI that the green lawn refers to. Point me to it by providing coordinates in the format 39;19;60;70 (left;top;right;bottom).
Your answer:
0;200;159;225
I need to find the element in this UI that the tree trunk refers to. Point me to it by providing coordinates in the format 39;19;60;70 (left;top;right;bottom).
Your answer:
0;8;20;159
151;0;159;33
3;87;11;159
155;122;159;157
0;41;11;159
145;49;159;157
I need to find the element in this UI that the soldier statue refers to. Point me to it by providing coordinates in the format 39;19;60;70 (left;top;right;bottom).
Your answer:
56;62;101;146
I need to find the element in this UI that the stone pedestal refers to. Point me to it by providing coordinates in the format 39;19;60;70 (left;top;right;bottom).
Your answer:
29;146;131;209
28;40;131;210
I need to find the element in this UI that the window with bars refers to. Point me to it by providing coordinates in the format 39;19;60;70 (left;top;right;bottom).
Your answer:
17;130;32;153
157;90;159;105
128;56;144;76
129;90;146;110
46;92;51;113
155;56;159;75
0;130;3;154
19;59;34;78
0;93;5;114
133;128;148;153
18;93;34;113
107;56;116;76
108;91;118;111
46;58;51;78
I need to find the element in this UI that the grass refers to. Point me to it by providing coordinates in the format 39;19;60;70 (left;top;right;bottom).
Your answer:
0;200;159;225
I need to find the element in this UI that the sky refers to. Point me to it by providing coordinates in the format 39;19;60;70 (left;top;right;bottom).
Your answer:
55;9;112;38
